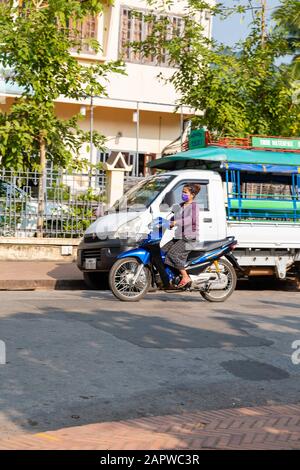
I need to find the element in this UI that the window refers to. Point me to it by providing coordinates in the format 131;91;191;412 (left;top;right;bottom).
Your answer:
120;7;184;66
113;175;176;211
69;16;98;55
171;182;209;211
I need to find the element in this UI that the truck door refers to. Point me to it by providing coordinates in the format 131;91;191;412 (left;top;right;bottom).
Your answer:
168;180;218;241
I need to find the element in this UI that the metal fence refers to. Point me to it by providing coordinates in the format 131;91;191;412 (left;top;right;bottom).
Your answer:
0;168;110;238
0;168;144;238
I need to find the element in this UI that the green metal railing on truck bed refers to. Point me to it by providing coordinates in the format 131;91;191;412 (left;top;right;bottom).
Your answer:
226;171;300;222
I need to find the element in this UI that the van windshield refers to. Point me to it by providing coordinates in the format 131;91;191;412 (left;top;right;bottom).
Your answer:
112;174;175;212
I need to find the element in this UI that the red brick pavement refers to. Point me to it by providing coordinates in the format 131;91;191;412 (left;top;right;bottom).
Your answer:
0;403;300;450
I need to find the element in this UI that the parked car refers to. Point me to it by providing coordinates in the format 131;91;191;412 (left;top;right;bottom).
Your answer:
0;179;68;236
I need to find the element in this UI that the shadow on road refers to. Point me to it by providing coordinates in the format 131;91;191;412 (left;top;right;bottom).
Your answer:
237;277;300;292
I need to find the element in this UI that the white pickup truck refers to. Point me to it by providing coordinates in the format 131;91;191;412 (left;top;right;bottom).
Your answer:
77;168;300;287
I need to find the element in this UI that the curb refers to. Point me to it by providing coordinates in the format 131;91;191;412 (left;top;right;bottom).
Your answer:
0;280;299;292
0;279;86;291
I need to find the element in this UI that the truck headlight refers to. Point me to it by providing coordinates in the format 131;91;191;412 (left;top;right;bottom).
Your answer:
114;217;146;242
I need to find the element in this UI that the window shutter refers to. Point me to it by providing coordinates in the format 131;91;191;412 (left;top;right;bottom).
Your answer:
69;15;97;54
120;7;184;67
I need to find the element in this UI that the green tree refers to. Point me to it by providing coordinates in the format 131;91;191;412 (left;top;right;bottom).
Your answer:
273;0;300;79
131;0;299;137
0;0;123;171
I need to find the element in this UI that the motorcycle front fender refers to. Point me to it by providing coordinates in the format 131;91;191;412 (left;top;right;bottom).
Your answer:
117;247;151;265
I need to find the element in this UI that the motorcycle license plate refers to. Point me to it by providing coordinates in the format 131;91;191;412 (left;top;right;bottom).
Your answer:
85;258;97;270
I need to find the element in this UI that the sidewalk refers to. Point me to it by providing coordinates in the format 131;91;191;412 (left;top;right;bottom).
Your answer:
0;261;85;290
0;403;299;450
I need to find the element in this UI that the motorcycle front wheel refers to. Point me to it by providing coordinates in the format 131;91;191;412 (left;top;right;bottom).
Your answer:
200;258;237;302
109;257;151;302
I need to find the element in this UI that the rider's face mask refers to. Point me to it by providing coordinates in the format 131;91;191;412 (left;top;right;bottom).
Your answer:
182;192;189;202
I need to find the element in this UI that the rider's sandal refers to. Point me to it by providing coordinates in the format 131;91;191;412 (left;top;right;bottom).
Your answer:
177;278;192;289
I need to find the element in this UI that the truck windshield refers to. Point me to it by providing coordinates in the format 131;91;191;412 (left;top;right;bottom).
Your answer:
112;174;175;212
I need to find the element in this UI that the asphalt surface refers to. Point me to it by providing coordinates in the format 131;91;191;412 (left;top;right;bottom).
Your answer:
0;288;299;439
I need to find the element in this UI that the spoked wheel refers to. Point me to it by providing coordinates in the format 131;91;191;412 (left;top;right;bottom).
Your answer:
109;257;151;302
200;258;237;302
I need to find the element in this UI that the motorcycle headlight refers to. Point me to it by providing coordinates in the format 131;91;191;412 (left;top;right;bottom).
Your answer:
114;217;146;242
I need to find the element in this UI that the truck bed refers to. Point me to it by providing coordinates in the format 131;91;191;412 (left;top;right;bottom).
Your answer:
227;220;300;249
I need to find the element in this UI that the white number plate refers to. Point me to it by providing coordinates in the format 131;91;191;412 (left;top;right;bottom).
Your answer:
85;258;97;270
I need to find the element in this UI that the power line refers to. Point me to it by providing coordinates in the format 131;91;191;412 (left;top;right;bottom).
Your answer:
218;4;281;12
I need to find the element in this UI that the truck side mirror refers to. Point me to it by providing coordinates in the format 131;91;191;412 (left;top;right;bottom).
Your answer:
160;191;174;210
172;203;181;214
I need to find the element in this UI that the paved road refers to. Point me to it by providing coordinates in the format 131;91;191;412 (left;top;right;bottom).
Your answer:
0;289;299;439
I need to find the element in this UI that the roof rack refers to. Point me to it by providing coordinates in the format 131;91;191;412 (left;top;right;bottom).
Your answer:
207;133;300;153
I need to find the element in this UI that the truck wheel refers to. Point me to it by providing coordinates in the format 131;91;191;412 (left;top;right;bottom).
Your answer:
201;258;237;302
109;257;151;301
83;272;109;290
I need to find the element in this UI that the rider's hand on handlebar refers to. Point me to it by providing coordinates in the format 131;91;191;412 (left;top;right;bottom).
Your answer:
152;217;170;230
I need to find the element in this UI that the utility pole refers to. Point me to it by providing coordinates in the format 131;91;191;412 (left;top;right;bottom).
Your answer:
90;94;94;166
89;94;94;187
135;102;140;177
37;132;46;237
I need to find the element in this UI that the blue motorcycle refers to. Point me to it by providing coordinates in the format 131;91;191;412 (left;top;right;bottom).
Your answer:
109;218;239;302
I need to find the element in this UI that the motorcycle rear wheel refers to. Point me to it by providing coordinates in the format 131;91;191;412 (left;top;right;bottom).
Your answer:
109;257;151;302
200;258;237;302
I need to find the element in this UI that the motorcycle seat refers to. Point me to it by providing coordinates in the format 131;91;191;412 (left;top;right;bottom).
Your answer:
186;237;234;262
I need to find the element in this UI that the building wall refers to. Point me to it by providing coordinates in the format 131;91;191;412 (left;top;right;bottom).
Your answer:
55;102;181;156
101;0;212;107
84;0;213;166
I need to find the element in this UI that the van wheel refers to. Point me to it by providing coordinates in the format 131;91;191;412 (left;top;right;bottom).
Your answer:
83;272;109;290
